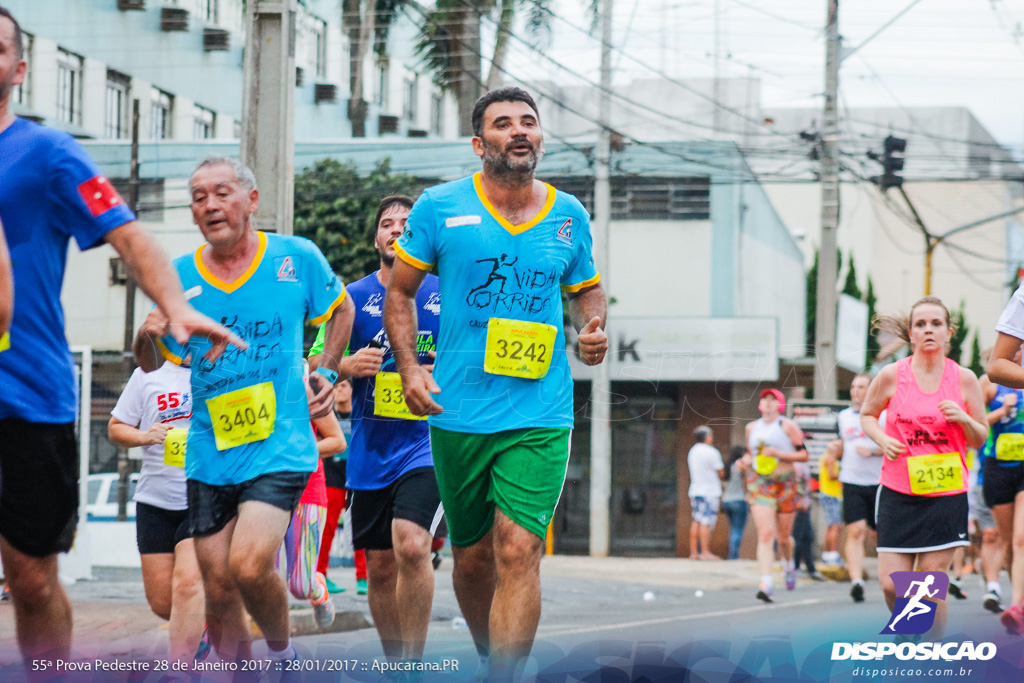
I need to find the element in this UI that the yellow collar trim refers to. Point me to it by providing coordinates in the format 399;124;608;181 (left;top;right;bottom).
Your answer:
194;230;267;294
473;173;556;236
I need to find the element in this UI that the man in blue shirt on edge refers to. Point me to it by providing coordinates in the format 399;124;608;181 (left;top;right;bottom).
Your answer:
135;157;353;675
309;195;443;675
0;7;242;673
385;87;609;679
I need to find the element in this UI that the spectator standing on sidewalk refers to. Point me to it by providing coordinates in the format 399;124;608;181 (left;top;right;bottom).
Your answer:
688;426;725;560
721;446;750;560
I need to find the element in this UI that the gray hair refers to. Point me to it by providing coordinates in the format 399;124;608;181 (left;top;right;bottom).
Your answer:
189;156;257;192
694;426;712;443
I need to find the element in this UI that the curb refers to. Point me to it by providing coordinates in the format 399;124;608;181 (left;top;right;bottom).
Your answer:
249;610;372;639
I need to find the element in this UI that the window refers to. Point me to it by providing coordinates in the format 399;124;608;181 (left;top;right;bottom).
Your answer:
313;18;327;79
193;104;215;139
56;48;83;125
199;0;218;23
548;176;712;221
150;89;173;140
430;93;443;135
403;76;418;122
374;62;388;107
10;32;32;106
104;71;131;139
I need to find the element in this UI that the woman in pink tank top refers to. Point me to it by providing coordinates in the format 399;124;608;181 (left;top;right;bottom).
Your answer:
861;296;988;639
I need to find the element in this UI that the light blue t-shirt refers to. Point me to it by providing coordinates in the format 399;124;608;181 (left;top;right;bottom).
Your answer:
394;173;599;433
160;231;345;485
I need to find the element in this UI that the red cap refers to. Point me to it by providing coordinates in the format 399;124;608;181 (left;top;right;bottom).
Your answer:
760;388;786;413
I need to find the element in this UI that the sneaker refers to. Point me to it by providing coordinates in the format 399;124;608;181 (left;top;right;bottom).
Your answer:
851;583;865;603
949;581;968;600
311;573;336;629
194;625;212;662
806;571;826;582
357;578;368;595
474;656;489;681
432;552;442;570
1001;604;1024;634
984;590;1003;614
756;585;773;603
324;577;344;594
0;584;9;602
785;566;797;591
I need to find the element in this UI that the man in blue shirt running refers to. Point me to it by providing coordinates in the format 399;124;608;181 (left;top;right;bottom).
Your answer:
309;195;443;669
0;7;242;669
135;157;353;670
385;87;608;677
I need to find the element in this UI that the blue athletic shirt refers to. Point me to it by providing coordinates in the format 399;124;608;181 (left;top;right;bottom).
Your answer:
981;384;1024;482
312;272;440;489
0;118;135;423
394;173;599;433
159;231;345;485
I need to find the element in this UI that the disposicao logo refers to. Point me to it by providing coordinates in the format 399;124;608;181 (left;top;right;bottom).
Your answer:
830;571;996;663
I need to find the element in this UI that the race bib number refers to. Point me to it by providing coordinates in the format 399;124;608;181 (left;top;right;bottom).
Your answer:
0;332;8;352
374;372;426;421
996;433;1024;461
754;454;777;476
907;452;964;495
164;428;188;467
206;382;276;451
483;318;557;380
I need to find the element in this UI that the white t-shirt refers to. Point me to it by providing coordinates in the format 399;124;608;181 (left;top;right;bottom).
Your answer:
110;362;192;510
997;282;1024;340
687;442;725;498
837;406;884;486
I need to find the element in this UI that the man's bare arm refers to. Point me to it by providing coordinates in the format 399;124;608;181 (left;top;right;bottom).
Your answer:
105;223;245;362
568;283;608;366
384;260;440;415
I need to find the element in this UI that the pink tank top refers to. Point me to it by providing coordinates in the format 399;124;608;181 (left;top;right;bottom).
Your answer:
880;356;968;496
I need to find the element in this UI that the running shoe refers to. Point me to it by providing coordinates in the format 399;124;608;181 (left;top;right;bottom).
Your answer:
850;582;865;603
324;577;344;594
785;566;797;591
1001;604;1024;634
194;625;212;662
948;580;968;600
432;552;442;570
1;584;9;602
756;585;773;603
474;656;490;681
984;590;1003;614
311;573;336;629
357;578;368;595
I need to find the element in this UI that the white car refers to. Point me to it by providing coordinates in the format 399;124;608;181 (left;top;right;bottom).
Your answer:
85;473;138;521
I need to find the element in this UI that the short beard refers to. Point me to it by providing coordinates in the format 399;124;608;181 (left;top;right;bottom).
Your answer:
378;249;395;268
482;140;540;187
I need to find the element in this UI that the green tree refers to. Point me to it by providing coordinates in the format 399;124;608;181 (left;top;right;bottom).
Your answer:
842;253;862;300
948;301;969;364
293;158;430;283
806;249;818;354
865;276;879;363
968;331;985;377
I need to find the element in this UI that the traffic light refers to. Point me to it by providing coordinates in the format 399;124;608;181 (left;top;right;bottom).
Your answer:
867;135;907;190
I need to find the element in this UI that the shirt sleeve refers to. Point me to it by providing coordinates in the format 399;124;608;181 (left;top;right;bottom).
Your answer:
308;324;327;358
560;205;600;292
712;448;725;470
394;192;438;271
110;368;146;427
996;282;1024;340
48;134;136;251
302;240;346;326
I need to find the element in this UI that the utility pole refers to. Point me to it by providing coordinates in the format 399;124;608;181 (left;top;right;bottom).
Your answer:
589;0;613;558
118;98;141;522
815;0;840;400
241;0;297;235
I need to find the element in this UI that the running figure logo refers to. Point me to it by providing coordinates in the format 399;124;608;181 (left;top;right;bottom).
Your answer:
881;571;949;635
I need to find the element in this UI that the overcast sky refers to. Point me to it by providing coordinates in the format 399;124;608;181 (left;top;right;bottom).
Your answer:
495;0;1024;151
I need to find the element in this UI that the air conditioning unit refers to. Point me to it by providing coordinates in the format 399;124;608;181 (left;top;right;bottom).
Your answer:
117;0;145;10
407;129;428;138
314;84;338;104
203;28;229;51
378;115;399;134
160;7;189;31
295;67;305;87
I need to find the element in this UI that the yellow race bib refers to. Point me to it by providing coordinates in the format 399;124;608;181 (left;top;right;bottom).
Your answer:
907;452;964;495
164;427;188;467
483;318;558;380
206;382;276;451
374;372;426;420
754;454;778;476
0;332;8;352
996;433;1024;461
